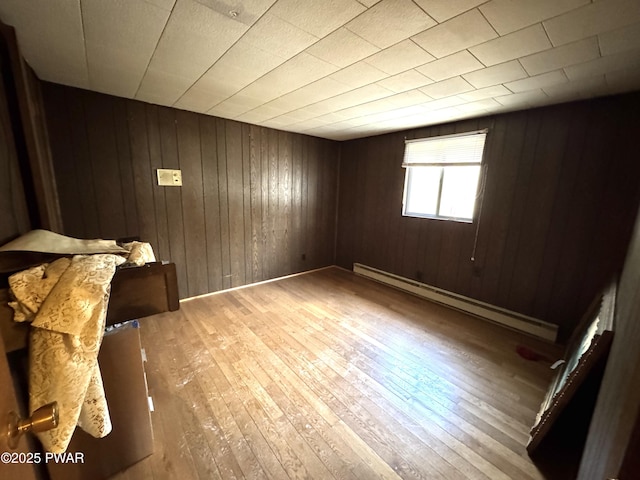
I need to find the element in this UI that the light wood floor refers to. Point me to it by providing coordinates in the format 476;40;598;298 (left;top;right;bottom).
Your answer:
112;267;562;480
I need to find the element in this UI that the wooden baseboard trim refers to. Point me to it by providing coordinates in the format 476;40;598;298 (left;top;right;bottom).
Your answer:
180;266;335;303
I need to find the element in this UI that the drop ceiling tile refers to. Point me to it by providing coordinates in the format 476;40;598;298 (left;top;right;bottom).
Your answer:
341;104;428;128
385;89;431;107
412;9;498;59
236;107;282;124
84;0;170;96
504;70;567;93
207;90;272;118
543;75;607;101
415;50;484;82
193;0;276;26
346;0;436;49
272;77;354;110
564;49;640;81
371;104;429;122
495;89;548;107
316;84;395;111
276;107;318;124
175;85;232;112
480;0;588;35
519;37;599;76
306;28;380;68
543;0;640;46
469;24;551;67
422;96;467;111
364;40;435;75
402;106;462;125
329;61;388;88
456;98;501;113
0;0;89;88
599;22;640;56
272;109;314;124
304;124;343;136
292;102;336;119
413;0;489;23
239;53;339;105
606;67;640;95
264;113;306;127
143;0;248;78
420;76;475;99
136;67;194;104
337;89;430;119
145;0;176;10
316;111;354;124
463;60;528;88
191;41;285;94
240;12;319;59
291;117;333;130
269;0;365;37
88;65;143;99
357;0;382;6
377;70;433;92
208;100;251;119
457;84;511;101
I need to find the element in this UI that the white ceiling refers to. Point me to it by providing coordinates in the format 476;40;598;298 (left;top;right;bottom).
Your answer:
1;0;639;140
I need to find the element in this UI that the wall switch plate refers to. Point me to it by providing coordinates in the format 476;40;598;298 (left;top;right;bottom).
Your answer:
157;169;182;186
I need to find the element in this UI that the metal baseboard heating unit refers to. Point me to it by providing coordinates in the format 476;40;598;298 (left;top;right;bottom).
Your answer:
353;263;558;342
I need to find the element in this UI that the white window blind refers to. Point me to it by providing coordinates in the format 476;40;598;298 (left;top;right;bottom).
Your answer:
402;129;487;167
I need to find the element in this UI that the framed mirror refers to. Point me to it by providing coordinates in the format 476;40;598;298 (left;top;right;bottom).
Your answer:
527;279;616;454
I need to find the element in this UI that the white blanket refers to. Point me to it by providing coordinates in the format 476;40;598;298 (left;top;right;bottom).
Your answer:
9;254;125;453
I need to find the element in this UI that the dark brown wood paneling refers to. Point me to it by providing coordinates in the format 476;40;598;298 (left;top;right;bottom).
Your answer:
38;83;82;237
176;110;208;297
242;123;253;285
41;83;339;300
226;120;245;288
0;54;30;245
158;106;188;297
199;115;222;293
260;126;270;280
267;128;278;279
291;133;303;272
216;117;232;290
145;104;171;261
249;125;263;282
69;89;101;238
279;131;292;277
0;23;62;232
578;203;640;479
337;93;640;339
85;92;127;238
113;98;139;238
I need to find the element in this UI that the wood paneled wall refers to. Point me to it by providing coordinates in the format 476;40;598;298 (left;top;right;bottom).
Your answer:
1;22;61;233
337;93;640;339
578;202;640;479
41;83;339;299
0;35;30;245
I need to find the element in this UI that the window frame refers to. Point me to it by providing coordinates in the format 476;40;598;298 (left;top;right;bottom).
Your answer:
401;129;488;223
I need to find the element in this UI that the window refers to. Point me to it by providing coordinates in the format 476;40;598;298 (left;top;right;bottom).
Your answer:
402;129;487;222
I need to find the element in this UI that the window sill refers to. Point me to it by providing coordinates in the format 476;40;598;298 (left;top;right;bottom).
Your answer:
402;212;473;224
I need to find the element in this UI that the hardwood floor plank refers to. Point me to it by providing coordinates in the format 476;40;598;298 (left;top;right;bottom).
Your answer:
113;267;560;479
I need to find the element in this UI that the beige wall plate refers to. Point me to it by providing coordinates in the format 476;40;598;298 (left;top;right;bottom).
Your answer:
156;169;182;186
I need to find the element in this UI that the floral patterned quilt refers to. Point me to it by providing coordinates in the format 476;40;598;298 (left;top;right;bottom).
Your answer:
9;254;126;453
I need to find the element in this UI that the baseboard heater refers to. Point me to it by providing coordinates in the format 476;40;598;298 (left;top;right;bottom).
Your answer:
353;263;558;342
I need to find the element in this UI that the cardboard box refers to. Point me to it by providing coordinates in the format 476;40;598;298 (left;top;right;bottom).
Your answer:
47;322;154;480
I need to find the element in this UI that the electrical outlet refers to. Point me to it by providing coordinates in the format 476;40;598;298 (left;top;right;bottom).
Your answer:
157;169;182;186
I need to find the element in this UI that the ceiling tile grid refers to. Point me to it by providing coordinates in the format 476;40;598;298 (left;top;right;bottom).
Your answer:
0;0;639;140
